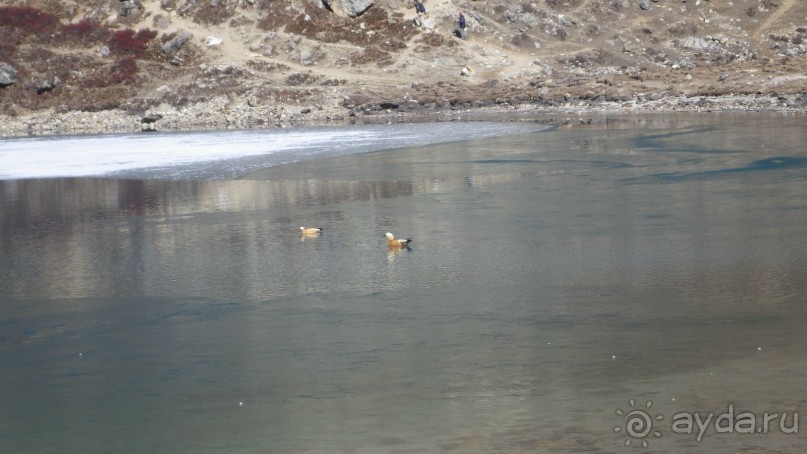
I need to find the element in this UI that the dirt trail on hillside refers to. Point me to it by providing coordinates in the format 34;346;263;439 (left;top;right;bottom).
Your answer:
757;0;797;35
745;0;799;60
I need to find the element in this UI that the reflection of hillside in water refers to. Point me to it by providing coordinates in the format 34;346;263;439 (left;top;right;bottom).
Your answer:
0;167;539;301
1;169;540;223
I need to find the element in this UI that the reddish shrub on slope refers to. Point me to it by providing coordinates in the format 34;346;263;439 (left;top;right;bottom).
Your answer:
0;6;60;41
58;20;110;46
83;58;139;88
108;28;158;57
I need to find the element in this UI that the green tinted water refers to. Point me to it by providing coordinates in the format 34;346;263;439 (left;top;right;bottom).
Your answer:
2;114;806;452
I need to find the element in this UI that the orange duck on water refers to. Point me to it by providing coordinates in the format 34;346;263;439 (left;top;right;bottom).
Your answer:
300;226;324;237
385;232;412;248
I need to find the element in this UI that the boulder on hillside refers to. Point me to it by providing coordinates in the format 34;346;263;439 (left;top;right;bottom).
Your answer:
163;31;194;56
321;0;373;18
0;62;18;87
36;78;60;95
141;113;163;124
120;0;140;17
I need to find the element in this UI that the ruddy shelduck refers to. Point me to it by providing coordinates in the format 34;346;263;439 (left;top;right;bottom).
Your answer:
385;232;412;248
300;226;324;236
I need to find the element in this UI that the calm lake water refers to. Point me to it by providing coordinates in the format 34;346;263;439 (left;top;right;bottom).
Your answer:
1;114;806;453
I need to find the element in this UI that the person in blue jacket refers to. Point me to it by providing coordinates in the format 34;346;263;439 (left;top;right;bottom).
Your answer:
456;12;467;39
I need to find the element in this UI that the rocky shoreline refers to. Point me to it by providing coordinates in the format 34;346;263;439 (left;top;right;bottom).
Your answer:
2;92;806;139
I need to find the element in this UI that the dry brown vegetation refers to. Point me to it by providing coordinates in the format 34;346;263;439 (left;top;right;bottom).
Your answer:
1;0;807;124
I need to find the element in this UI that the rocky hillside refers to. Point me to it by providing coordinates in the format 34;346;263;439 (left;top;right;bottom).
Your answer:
1;0;806;135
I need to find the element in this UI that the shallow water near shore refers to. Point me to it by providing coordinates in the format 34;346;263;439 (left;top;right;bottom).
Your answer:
1;114;807;453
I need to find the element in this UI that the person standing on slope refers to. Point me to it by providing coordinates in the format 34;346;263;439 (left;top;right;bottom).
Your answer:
456;12;467;39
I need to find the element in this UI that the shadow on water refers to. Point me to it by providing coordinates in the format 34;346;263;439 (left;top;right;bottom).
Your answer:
470;158;637;169
621;156;807;184
630;125;744;154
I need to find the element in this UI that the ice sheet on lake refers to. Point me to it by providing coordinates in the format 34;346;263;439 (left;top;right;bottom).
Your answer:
0;122;545;180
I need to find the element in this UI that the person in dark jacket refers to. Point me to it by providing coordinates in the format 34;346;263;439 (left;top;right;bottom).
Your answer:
455;12;467;39
414;0;426;15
